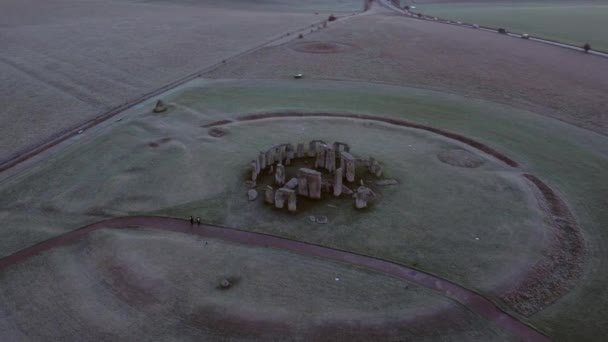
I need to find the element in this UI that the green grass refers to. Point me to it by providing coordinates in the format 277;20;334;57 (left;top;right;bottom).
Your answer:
416;1;608;51
6;228;506;340
1;78;608;340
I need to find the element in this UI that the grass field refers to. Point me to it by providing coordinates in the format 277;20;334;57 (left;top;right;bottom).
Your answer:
415;1;608;51
4;227;512;340
1;79;607;340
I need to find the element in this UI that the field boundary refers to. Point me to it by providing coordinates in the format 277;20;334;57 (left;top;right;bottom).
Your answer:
205;111;520;167
377;0;608;58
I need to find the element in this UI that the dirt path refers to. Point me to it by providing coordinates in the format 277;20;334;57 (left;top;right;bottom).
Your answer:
0;215;549;341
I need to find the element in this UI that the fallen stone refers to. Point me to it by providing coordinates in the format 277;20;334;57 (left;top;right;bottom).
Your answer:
247;189;258;201
285;177;299;190
220;279;231;289
153;100;167;113
342;184;353;195
316;216;329;224
375;179;398;185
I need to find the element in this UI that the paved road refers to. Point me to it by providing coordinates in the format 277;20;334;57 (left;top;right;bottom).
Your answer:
0;215;549;341
377;0;608;58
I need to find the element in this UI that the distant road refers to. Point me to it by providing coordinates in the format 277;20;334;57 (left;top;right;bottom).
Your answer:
377;0;608;58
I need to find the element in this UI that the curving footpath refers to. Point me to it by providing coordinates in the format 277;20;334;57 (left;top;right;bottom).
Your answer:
0;215;549;341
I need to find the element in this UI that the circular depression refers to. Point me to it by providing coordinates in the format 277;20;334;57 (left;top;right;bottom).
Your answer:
290;41;354;54
173;116;548;295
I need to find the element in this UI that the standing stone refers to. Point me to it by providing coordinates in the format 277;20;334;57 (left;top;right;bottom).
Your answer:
259;152;266;170
354;185;375;209
334;168;343;197
374;165;383;177
315;145;326;169
274;188;296;211
297;168;322;199
297;143;305;158
265;186;275;204
275;190;286;209
287;190;297;212
307;173;322;199
325;147;336;173
285;145;293;165
276;146;284;165
247;189;258;201
298;172;309;196
275;163;286;186
308;141;317;157
250;161;258;181
368;157;383;177
333;141;350;153
341;151;356;182
266;149;274;166
321;179;332;193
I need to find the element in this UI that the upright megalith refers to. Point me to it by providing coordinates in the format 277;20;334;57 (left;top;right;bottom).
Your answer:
275;163;286;186
333;142;350;153
340;151;356;182
259;152;266;170
325;147;336;173
309;140;326;158
265;186;275;204
308;141;317;157
297;168;322;199
297;143;305;158
274;146;282;165
285;144;295;165
266;149;274;166
315;144;326;169
287;190;297;212
354;184;375;209
334;168;343;197
275;187;296;211
297;173;308;196
250;160;258;181
368;157;383;177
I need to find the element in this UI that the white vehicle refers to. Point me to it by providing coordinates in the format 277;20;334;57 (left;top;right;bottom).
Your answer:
473;24;480;28
522;33;530;39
